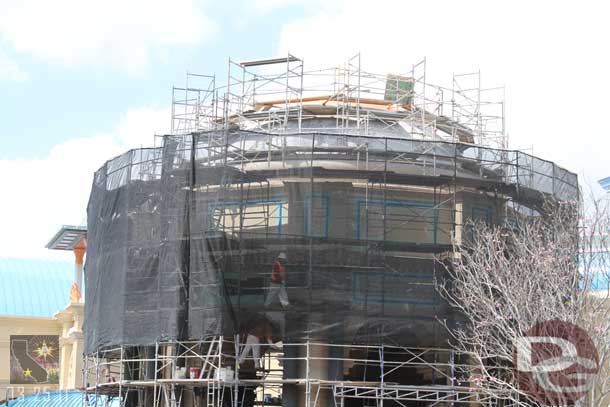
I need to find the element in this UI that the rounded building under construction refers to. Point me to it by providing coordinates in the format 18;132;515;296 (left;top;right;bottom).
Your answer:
84;55;578;407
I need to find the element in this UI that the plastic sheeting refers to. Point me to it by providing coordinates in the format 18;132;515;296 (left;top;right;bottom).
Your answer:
85;147;189;352
85;130;578;353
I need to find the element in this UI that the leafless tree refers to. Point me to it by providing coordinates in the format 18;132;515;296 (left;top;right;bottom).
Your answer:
437;196;610;406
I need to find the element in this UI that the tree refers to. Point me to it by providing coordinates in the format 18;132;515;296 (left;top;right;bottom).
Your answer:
438;196;610;406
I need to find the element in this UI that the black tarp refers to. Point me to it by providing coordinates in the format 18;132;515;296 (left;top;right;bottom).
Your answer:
84;130;578;353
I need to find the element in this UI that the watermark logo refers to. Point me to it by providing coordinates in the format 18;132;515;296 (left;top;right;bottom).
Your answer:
513;320;599;406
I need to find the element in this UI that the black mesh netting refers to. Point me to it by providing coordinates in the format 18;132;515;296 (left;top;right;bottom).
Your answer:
84;130;578;353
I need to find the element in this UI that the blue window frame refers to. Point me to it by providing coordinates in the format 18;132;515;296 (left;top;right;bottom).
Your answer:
303;194;330;237
208;198;288;236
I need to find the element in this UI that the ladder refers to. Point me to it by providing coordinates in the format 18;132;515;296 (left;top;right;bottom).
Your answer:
206;379;219;407
202;337;225;407
241;181;271;237
199;336;223;380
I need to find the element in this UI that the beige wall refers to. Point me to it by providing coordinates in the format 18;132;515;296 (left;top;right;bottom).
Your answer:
216;182;507;247
0;315;62;400
0;302;84;403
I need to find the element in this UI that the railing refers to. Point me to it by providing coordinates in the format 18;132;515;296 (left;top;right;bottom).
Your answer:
93;131;578;204
84;338;518;407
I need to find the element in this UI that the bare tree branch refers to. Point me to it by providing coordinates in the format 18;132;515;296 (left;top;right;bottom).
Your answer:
436;195;610;406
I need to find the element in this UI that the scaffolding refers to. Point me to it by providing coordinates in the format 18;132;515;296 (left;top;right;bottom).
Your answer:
172;73;217;135
85;338;522;407
170;54;507;148
84;56;578;407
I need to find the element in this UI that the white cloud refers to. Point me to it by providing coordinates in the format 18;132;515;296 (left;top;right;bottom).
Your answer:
272;0;610;189
0;106;170;260
0;48;27;81
0;0;216;72
248;0;329;14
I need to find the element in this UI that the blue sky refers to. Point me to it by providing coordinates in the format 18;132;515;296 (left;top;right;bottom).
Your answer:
1;0;609;260
1;0;299;158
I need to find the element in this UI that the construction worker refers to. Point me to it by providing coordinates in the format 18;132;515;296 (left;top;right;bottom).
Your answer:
264;252;290;308
237;319;278;370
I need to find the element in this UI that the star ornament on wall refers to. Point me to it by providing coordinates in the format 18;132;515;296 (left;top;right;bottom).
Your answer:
35;341;54;361
24;368;32;377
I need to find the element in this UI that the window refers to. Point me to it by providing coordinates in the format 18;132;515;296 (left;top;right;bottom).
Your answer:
303;195;330;237
356;200;437;244
471;206;492;224
208;199;288;236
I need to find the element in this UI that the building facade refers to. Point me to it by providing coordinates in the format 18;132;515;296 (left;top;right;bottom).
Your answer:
83;56;578;407
0;226;86;405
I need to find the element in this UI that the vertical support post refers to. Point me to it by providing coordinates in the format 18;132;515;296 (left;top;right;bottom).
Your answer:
477;70;481;142
226;59;232;131
119;345;124;404
284;53;290;131
453;143;461;248
283;341;297;407
154;342;160;407
451;72;456;125
450;350;455;407
501;98;506;149
305;341;311;407
266;181;271;238
352;53;361;134
185;74;190;133
433;185;439;245
70;239;86;302
234;335;240;407
83;355;88;406
516;151;520;200
267;132;272;169
171;85;176;134
383;137;388;241
334;66;340;130
95;349;99;403
252;72;257;119
422;57;427;138
308;133;315;296
238;179;245;314
298;58;304;133
365;143;369;211
241;65;246;120
379;345;384;407
196;75;202;131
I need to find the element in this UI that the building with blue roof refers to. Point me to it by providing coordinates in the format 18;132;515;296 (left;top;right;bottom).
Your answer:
0;257;80;405
0;226;87;407
0;390;118;407
0;258;73;317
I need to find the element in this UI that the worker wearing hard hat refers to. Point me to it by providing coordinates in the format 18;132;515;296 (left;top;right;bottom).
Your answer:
264;252;290;308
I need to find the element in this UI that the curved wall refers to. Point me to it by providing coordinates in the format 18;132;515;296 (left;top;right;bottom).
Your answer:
84;130;578;353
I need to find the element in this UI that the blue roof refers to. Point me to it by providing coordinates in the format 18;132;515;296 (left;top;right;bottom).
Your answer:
1;390;119;407
0;258;73;318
